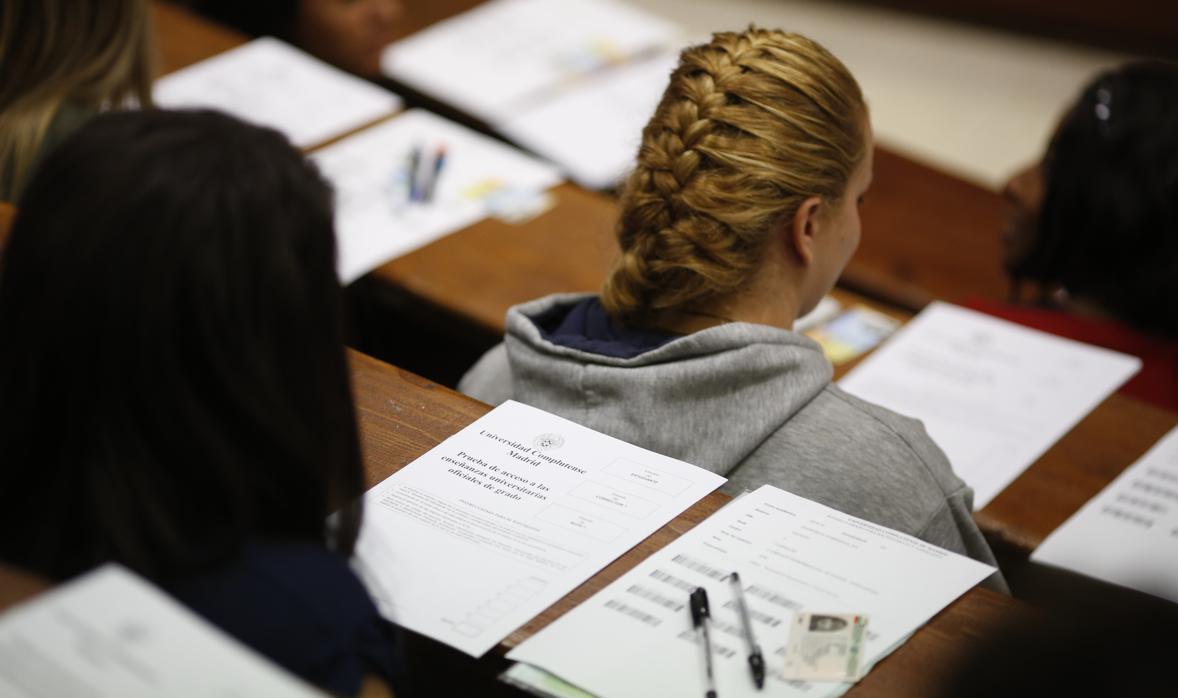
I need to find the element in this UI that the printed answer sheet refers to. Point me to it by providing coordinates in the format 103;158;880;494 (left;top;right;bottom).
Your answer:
508;485;994;698
1033;426;1178;602
0;565;319;698
154;37;400;149
310;109;562;283
353;400;725;657
840;302;1141;509
382;0;680;124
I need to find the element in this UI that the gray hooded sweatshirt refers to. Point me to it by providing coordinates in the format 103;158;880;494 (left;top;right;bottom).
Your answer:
460;293;1005;589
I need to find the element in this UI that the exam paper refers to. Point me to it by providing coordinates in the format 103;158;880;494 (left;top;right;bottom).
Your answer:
0;565;320;698
310;109;563;283
840;302;1141;509
382;0;680;124
507;485;994;698
353;400;726;657
1032;426;1178;603
498;47;681;190
154;37;400;149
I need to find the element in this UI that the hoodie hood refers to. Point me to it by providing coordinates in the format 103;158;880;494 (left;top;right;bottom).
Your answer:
501;293;833;476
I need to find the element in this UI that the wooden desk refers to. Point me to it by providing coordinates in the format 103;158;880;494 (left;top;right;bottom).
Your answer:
348;349;1030;695
0;564;50;612
154;1;247;74
850;149;1007;310
0;201;15;248
151;0;1176;564
154;0;1008;333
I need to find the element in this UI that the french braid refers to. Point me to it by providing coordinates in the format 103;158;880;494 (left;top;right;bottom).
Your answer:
602;28;867;323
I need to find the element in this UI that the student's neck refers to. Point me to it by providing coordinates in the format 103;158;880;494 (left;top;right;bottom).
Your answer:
653;286;802;335
647;253;810;334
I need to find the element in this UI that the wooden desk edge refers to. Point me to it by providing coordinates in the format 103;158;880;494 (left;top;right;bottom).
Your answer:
0;564;51;612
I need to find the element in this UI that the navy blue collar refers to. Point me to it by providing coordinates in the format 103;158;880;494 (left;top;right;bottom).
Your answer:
534;297;679;359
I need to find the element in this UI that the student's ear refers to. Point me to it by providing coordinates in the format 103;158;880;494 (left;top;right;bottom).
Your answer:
790;196;824;266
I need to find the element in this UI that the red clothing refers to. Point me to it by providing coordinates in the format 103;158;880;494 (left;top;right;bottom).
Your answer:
964;297;1178;412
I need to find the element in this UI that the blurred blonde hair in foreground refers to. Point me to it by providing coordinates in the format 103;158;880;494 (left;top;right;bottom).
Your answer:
0;0;154;201
603;27;868;324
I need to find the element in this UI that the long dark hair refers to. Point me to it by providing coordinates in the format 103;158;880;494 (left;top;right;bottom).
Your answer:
1009;60;1178;337
0;109;365;582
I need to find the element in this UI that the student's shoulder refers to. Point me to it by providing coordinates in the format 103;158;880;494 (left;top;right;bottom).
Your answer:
792;383;963;491
170;542;402;695
458;342;513;404
173;542;378;630
731;382;974;546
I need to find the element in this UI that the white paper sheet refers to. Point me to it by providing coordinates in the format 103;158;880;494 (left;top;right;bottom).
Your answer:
382;0;680;124
1032;426;1178;603
508;484;994;698
0;565;320;698
353;400;726;657
839;302;1141;509
154;37;401;149
310;109;563;283
498;47;681;190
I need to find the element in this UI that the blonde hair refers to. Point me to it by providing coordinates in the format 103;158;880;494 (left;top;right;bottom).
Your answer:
0;0;154;201
602;28;867;324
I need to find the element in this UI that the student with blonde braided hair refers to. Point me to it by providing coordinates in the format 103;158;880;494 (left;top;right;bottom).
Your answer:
461;28;1003;582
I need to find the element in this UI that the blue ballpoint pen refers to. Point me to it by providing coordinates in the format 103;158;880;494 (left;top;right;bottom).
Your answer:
422;144;447;203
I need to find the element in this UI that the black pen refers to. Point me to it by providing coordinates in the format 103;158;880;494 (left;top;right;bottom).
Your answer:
690;587;719;698
728;572;765;689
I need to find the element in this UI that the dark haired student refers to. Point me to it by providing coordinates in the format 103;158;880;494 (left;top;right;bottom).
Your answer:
0;110;404;697
970;60;1178;411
